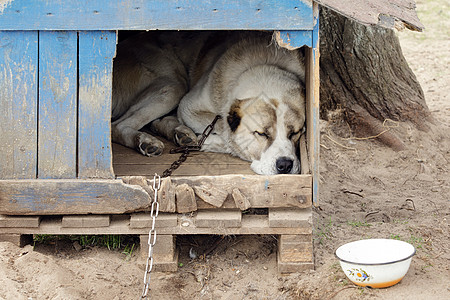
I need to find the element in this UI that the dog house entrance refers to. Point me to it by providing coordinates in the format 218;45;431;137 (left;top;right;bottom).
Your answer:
111;30;312;179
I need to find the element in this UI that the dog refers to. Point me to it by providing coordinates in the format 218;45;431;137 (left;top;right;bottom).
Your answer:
111;31;306;175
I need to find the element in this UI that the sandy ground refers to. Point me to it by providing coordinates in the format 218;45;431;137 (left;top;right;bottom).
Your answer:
0;1;449;299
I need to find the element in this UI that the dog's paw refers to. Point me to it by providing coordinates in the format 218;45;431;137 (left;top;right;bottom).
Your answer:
174;125;198;147
136;133;164;156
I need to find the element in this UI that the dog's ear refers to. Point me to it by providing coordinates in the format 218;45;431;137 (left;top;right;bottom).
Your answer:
227;102;241;132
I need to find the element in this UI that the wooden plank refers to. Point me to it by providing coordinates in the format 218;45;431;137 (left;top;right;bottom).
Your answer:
195;210;242;228
0;234;33;247
0;215;41;228
114;163;254;177
0;31;38;179
175;184;197;213
173;174;312;209
232;188;251;210
305;6;320;205
299;134;310;174
78;31;116;179
112;142;254;177
0;0;314;31
268;208;312;228
139;234;178;272
38;31;77;179
0;215;312;235
0;179;151;215
130;213;178;228
61;215;110;228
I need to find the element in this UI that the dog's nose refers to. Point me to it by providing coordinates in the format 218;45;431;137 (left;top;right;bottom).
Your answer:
276;157;293;174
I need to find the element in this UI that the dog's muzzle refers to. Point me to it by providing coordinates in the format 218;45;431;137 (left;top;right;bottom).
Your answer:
276;157;294;174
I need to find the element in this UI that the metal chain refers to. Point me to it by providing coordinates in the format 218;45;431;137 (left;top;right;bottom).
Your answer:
140;115;221;298
162;115;222;177
141;173;161;299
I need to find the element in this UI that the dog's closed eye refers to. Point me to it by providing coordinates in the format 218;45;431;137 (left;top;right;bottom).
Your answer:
254;131;270;139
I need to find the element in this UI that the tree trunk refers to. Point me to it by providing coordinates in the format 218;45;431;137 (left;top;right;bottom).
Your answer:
319;7;433;150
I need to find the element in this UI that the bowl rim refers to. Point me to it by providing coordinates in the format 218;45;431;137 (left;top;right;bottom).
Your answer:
335;239;416;266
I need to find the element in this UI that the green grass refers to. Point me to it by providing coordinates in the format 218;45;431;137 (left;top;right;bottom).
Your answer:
389;233;424;249
315;217;334;245
33;234;139;258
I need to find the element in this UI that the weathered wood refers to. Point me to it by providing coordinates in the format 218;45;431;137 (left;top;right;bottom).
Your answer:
0;31;38;179
269;208;312;228
277;234;314;273
61;215;110;228
232;188;251;210
0;179;151;215
0;234;33;247
299;134;310;174
0;214;312;235
156;178;176;213
112;142;254;177
305;22;320;205
0;215;41;228
0;0;314;31
193;184;228;208
195;210;242;228
139;234;178;272
174;174;312;210
140;234;176;261
78;31;116;179
130;213;178;228
175;184;197;213
315;0;424;31
38;31;77;179
279;235;313;262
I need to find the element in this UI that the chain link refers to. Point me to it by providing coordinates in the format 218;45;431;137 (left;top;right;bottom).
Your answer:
140;115;221;298
141;174;161;299
162;115;222;178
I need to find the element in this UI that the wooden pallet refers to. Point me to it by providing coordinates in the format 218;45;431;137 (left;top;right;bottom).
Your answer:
0;208;313;273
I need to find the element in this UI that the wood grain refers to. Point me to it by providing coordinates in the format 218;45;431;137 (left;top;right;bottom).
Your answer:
38;31;77;179
0;31;38;179
0;0;314;31
78;31;116;179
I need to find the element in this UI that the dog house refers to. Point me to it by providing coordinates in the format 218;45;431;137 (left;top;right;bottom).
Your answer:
0;0;423;272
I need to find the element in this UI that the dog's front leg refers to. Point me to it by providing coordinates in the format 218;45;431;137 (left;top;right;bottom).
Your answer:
150;116;198;147
112;115;165;157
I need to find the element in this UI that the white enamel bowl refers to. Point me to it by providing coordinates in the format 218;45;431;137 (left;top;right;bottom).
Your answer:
335;239;415;288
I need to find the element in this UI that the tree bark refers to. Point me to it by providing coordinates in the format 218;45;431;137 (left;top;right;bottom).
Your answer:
319;7;433;150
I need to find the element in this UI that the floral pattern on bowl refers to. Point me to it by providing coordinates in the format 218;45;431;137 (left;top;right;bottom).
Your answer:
347;268;372;282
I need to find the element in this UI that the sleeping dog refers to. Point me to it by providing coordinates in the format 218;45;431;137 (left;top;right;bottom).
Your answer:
111;31;306;175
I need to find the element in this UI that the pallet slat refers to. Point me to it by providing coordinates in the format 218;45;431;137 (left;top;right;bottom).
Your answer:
61;215;111;228
0;179;151;215
0;214;312;235
0;0;314;31
0;215;41;228
38;31;78;179
78;31;116;179
0;31;38;179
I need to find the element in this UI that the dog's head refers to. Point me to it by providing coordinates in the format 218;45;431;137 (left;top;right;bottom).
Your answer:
225;66;306;175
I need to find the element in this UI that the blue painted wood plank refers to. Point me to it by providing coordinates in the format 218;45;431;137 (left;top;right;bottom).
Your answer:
0;31;38;179
0;0;314;30
0;179;151;215
38;31;77;179
78;31;117;179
